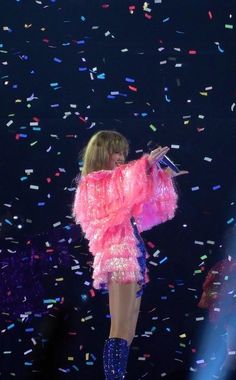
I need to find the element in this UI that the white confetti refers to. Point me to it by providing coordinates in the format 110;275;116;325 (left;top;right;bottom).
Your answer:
204;157;212;162
194;240;204;245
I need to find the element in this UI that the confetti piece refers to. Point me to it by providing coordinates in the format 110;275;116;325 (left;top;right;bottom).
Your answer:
206;240;215;245
208;10;213;19
53;222;61;227
196;317;204;321
125;77;135;83
189;50;197;55
225;24;233;29
196;359;205;364
149;124;156;132
7;323;15;330
149;261;158;266
6;120;14;127
212;185;221;190
204;157;212;162
159;257;168;264
24;349;33;355
128;85;138;92
194;241;204;245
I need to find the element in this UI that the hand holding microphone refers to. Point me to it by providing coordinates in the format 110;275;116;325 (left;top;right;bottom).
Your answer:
147;145;189;178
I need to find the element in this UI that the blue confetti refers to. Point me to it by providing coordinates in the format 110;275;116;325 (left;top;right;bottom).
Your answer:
159;257;168;264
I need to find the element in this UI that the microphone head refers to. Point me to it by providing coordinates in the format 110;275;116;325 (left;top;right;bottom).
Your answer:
146;141;180;173
160;155;180;173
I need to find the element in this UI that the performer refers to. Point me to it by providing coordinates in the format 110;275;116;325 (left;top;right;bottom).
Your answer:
72;130;188;379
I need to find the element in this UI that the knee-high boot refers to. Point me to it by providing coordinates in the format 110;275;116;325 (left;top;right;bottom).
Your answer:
103;337;129;379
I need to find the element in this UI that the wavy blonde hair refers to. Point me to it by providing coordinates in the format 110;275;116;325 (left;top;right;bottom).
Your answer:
79;130;129;176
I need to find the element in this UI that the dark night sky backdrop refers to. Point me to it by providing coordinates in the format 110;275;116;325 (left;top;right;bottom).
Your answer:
0;0;236;379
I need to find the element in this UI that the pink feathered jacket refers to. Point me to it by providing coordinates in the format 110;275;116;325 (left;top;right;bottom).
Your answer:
73;155;178;289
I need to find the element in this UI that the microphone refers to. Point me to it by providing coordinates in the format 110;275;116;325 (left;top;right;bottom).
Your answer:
146;141;180;174
159;155;180;173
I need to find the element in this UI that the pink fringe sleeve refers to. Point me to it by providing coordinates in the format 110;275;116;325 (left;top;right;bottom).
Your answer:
132;165;178;232
72;155;151;228
72;155;177;238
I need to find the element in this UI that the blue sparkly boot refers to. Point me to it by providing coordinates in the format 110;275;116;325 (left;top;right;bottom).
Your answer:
103;337;129;379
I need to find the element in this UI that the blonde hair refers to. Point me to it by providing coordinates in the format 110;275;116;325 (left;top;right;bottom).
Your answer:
79;130;129;176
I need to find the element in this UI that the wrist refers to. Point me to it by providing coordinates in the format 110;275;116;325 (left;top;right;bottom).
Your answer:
164;167;174;177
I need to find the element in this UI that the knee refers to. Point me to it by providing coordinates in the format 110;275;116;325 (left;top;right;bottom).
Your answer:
109;317;138;345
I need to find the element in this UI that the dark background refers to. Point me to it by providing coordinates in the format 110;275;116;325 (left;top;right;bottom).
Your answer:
0;0;236;379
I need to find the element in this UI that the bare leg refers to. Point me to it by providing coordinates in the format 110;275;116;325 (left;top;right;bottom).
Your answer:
103;281;142;379
108;281;142;345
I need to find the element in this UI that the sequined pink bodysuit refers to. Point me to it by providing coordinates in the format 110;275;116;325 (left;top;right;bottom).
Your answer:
73;155;178;290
